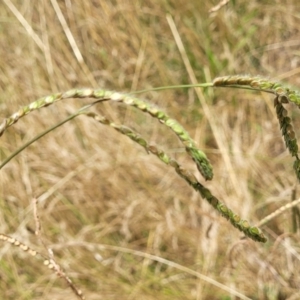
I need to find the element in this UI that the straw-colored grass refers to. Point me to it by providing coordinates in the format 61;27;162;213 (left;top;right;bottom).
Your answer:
1;1;300;299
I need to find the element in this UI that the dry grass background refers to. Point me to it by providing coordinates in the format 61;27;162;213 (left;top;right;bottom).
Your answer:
1;0;300;299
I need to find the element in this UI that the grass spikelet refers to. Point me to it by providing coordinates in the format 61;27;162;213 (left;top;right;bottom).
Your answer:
274;96;299;157
0;88;126;137
274;95;300;179
213;75;300;106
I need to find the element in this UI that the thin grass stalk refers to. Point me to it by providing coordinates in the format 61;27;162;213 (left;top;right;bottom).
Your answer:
85;112;267;243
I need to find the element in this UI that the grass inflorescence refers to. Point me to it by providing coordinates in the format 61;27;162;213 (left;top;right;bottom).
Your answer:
2;72;300;298
4;74;300;245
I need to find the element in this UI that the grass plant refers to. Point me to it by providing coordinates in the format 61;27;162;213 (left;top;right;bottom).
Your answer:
1;1;300;299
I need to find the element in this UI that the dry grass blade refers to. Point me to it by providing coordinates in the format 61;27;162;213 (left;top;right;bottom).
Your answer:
50;0;95;86
209;0;230;13
3;0;45;51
